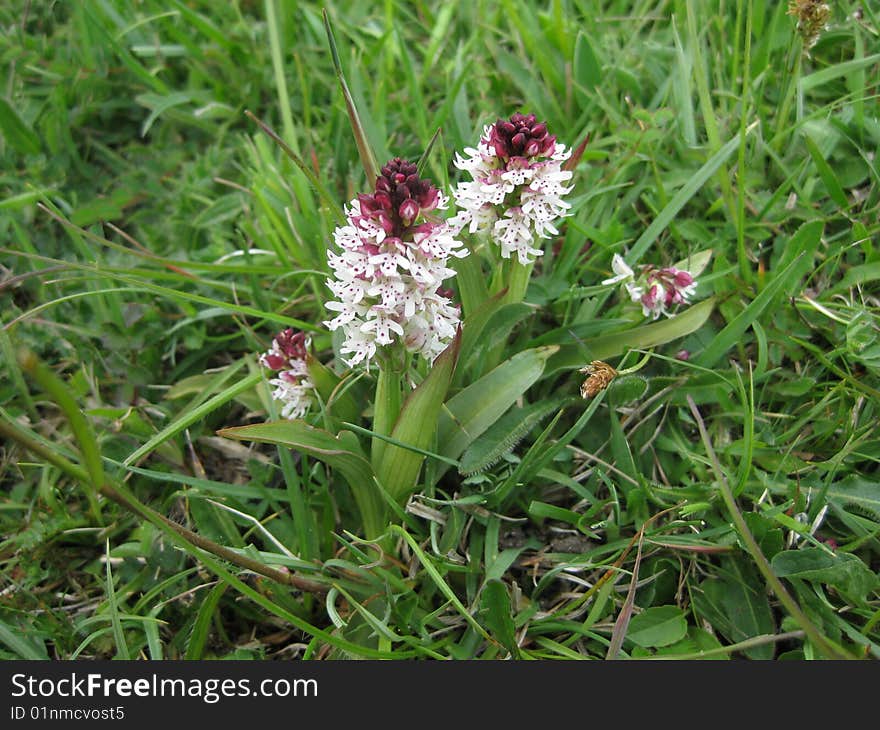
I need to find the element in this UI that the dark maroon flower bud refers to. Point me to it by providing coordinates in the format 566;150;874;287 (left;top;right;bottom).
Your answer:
488;112;557;160
399;198;419;224
372;191;391;210
275;328;308;360
673;270;694;287
354;156;444;238
262;353;286;370
261;328;309;371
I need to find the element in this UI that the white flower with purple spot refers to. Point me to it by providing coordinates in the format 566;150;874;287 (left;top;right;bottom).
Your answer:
450;113;573;265
259;329;315;420
603;253;698;319
324;158;467;368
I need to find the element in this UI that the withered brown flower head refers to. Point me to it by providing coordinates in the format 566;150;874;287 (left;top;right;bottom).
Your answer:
788;0;831;50
579;361;618;399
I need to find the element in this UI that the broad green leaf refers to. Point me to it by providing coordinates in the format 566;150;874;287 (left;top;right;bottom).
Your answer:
546;297;715;375
674;248;713;277
459;397;567;476
379;330;461;501
574;31;602;89
626;605;688;648
771;548;878;602
0;97;41;155
479;580;519;657
829;262;880;295
188;496;246;548
649;626;729;659
691;559;776;659
135;92;193;137
799;53;880;92
827;475;880;521
464;302;533;374
458;289;508;377
437;346;558;464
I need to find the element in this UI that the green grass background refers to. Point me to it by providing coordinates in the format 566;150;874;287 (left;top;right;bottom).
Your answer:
1;0;878;660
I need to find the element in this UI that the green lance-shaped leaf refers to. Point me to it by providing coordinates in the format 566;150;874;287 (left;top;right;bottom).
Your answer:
463;302;533;374
435;346;558;478
458;397;568;476
455;289;508;382
217;420;385;539
771;548;879;603
377;329;461;502
479;580;520;658
546;298;715;376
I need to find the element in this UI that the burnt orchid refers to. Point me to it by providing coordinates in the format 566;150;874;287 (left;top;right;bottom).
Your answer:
451;113;573;265
324;158;467;368
259;328;314;419
602;253;697;320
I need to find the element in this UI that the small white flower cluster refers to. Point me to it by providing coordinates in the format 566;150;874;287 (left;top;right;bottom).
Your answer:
324;158;467;368
602;253;698;320
259;329;314;420
450;114;573;265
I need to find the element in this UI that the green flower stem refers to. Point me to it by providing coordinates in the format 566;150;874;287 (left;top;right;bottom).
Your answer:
371;364;403;473
485;258;534;369
502;259;534;306
450;249;488;319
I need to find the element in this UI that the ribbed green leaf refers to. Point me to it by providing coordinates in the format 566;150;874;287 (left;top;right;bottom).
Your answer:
437;346;558;466
459;397;566;476
464;302;533;374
